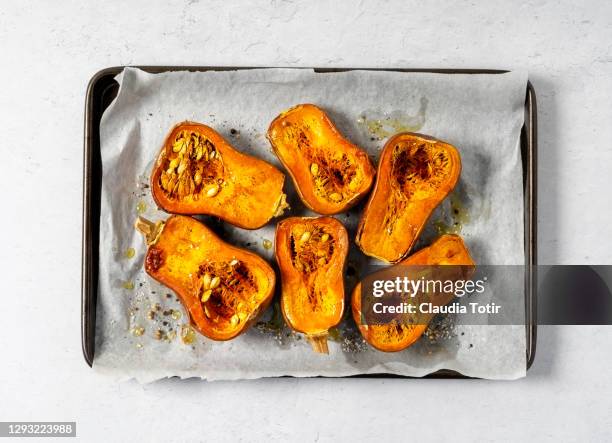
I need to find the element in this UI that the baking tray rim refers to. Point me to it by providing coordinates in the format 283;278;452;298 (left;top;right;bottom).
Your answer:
82;66;538;378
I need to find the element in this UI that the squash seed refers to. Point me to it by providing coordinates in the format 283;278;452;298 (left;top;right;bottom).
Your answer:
310;163;319;176
168;157;179;170
201;289;212;302
160;172;170;190
167;176;177;192
202;273;212;290
320;233;329;242
230;314;239;326
193;171;202;186
177;180;186;197
300;231;311;243
210;276;221;289
206;184;219;197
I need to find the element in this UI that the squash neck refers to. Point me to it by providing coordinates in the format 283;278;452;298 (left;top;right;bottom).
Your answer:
307;333;329;354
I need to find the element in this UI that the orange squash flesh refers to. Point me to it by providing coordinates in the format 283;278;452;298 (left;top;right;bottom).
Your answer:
352;234;475;352
267;104;375;215
136;215;276;341
151;122;288;230
275;216;349;353
356;132;461;263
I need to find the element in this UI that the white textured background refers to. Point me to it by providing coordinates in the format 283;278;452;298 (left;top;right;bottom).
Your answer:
1;0;611;441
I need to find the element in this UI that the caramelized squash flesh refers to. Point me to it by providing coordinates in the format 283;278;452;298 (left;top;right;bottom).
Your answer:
356;132;461;262
151;122;287;229
352;234;475;352
275;216;349;353
268;104;375;214
136;215;275;341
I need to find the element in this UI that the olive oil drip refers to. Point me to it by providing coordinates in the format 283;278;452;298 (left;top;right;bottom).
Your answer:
136;201;147;214
433;192;470;235
357;97;428;140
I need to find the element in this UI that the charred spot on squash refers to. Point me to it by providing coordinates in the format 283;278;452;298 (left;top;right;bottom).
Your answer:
196;259;257;326
145;246;165;272
158;129;224;200
378;321;421;341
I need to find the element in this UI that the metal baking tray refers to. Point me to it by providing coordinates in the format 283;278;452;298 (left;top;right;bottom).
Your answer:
82;67;537;377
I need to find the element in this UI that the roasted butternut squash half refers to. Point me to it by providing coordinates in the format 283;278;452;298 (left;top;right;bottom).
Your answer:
275;216;349;353
151;122;288;230
352;234;474;352
267;104;375;214
135;215;276;341
356;132;461;263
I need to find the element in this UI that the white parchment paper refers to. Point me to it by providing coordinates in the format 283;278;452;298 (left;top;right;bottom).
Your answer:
94;68;527;381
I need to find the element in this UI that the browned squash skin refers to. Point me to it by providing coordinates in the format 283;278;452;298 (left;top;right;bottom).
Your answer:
136;215;276;341
275;216;349;353
352;234;475;352
151;121;287;230
267;104;375;215
356;132;461;263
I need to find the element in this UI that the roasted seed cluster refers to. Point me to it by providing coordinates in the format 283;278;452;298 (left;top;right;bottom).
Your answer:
309;152;362;203
290;226;334;274
287;125;362;204
392;142;451;196
196;259;255;327
159;130;224;199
